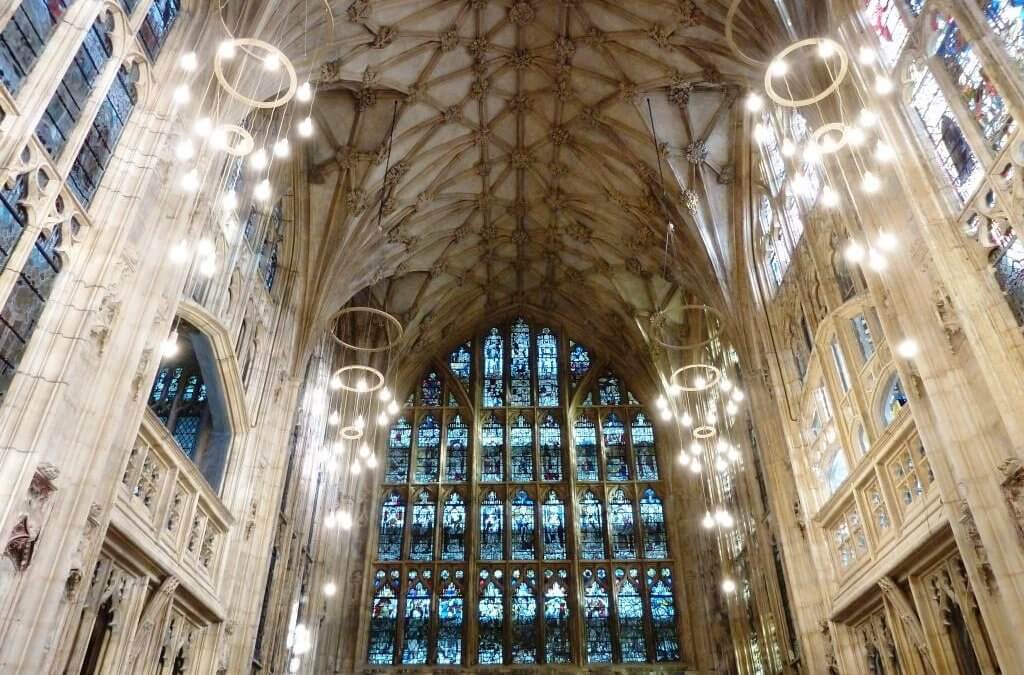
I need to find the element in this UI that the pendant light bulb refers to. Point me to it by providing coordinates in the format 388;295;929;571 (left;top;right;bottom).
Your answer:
689;441;702;456
298;116;314;138
377;411;389;426
768;59;788;77
848;126;866;146
355;377;369;393
858;108;879;128
702;511;715;529
897;338;919;359
358;442;371;458
297;81;313;102
351;459;362;475
193;116;213;137
875;75;894;95
817;39;836;58
876;141;896;163
668;383;682;397
161;329;179;358
867;248;888;272
323;581;337;597
339;510;353;529
378;387;393;402
366;453;378;469
780;138;796;157
329;375;342;390
877;230;898;251
858;46;877;65
328;411;340;426
719;378;733;393
731;389;745;403
218;40;236;59
354;415;366;431
221;190;238;212
273;138;291;158
199;256;217;277
677;452;690;466
689;459;703;474
659;408;672;421
172;83;191;105
174;138;195;161
254;179;272;202
263;53;281;71
169;240;190;264
844;240;866;264
386;400;400;415
822;186;839;208
722;578;737;593
861;171;881;194
249;147;268;171
179;51;198;72
744;92;764;112
196;238;215;257
180;168;200;193
752;123;768;144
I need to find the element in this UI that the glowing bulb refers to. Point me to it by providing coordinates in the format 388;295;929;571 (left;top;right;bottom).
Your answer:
802;143;821;164
702;512;715;529
877;230;898;251
161;329;179;357
875;75;894;95
379;387;393;402
199;257;217;277
377;411;389;426
387;400;400;415
731;389;744;402
848;126;866;146
715;456;728;471
218;192;237;214
210;127;228;151
716;439;730;454
689;459;702;473
681;412;693;427
876;141;895;163
298;116;314;138
822;186;839;208
196;238;215;257
355;377;369;392
358;442;371;458
655;396;668;410
297;81;313;102
174;138;195;161
858;108;879;128
694;375;707;390
263;52;281;71
707;411;718;425
169;240;189;264
329;375;342;390
172;83;191;105
328;411;340;426
351;459;362;475
339;510;353;529
867;247;888;272
366;453;378;469
897;338;919;359
722;578;737;593
325;512;337;529
780;138;795;157
677;452;691;466
288;657;300;673
791;172;812;196
668;383;682;397
180;169;200;192
715;509;734;528
323;581;337;597
274;138;291;158
254;179;272;202
745;92;764;112
768;59;788;77
752;123;769;144
818;39;836;58
845;240;866;264
719;378;732;393
689;441;702;456
249;147;268;171
178;51;198;71
354;416;366;431
193;116;213;137
727;448;740;462
861;171;881;193
726;400;739;415
659;408;672;421
858;46;877;64
218;40;236;59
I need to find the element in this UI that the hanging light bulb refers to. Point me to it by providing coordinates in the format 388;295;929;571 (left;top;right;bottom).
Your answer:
254;179;272;202
339;510;353;529
768;59;788;77
172;83;191;105
199;256;217;277
169;240;189;264
358;442;371;458
744;92;764;112
719;378;733;393
274;138;291;158
694;375;707;390
329;375;342;390
861;171;881;194
297;81;313;102
668;383;682;397
196;238;215;258
378;387;393;402
727;447;741;462
876;141;896;163
210;127;229;152
221;190;238;212
681;411;693;427
817;39;836;58
366;453;379;469
752;123;769;144
377;411;389;426
867;247;888;272
858;45;877;64
726;400;739;415
689;459;703;473
655;395;668;410
875;75;894;95
193;116;213;137
178;51;198;71
218;40;236;59
324;512;336;529
714;456;728;472
355;377;369;393
323;581;337;597
844;240;866;264
802;144;821;164
780;138;796;157
702;512;715;529
858;108;879;128
263;52;281;71
288;657;300;673
249;147;269;171
706;411;718;426
328;411;340;426
731;389;745;403
354;415;366;431
791;172;812;196
161;329;179;357
722;578;737;593
351;459;362;475
677;452;691;466
821;186;840;208
847;126;866;146
715;509;735;528
174;138;195;161
659;408;672;421
180;168;200;192
298;116;315;138
387;400;400;415
877;230;898;251
689;441;701;456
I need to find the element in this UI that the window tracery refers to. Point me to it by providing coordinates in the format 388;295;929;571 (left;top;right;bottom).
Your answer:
0;0;70;95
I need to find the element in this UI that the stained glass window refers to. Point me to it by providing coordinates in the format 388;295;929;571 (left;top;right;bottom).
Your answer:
409;491;436;561
583;568;613;663
598;373;623;405
378;491;405;561
511;569;538;663
569;341;591;385
418;371;440;406
616;568;648;662
0;0;70;95
510;414;535;481
640;488;668;559
983;0;1024;77
436;569;464;665
851;313;875;361
478;570;505;664
580;490;607;560
401;570;431;664
538;327;559;405
414;414;440;483
368;569;400;664
510;490;536;560
386;417;411;483
649;568;681;662
862;0;908;67
575;414;599;481
448;341;471;385
481;413;504;482
609;488;637;559
542;490;567;560
881;375;909;426
445;414;468;482
537;414;563;481
480;490;504;561
483;327;504;407
438;491;466;561
510;319;532;406
137;0;180;61
543;570;571;663
632;412;658;480
603;413;630;481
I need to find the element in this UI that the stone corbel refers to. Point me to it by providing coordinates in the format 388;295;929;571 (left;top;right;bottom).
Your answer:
878;576;936;671
997;457;1024;548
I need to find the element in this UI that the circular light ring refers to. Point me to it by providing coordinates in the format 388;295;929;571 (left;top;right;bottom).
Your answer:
693;425;717;439
213;38;298;109
332;364;385;392
725;0;768;68
217;124;255;156
330;307;404;353
764;38;849;108
670;363;723;392
650;305;725;351
811;122;848;154
340;425;364;440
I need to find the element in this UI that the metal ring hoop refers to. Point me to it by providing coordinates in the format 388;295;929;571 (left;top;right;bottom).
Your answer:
725;0;768;68
340;426;364;440
811;122;848;155
670;364;723;392
650;305;724;351
693;425;717;439
214;38;298;109
218;0;335;60
764;38;849;108
331;307;404;353
217;124;255;156
332;364;385;393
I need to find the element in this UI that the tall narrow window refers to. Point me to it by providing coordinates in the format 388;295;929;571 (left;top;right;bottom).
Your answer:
863;0;908;67
569;341;591;386
579;490;606;560
603;412;630;481
616;568;648;662
510;490;536;560
543;570;572;663
367;569;401;665
477;570;505;665
542;490;567;560
445;414;468;482
851;313;876;361
831;338;851;392
483;327;504;407
649;567;681;662
511;568;538;663
575;414;599;481
409;490;436;561
510;319;532;406
982;0;1024;76
0;0;70;95
537;327;559;405
631;412;658;480
640;488;668;559
510;413;535;481
414;414;440;483
598;373;623;405
420;370;442;406
448;341;471;386
479;490;504;561
583;568;613;663
137;0;180;61
481;413;504;482
539;414;563;481
377;491;405;561
609;488;637;559
0;176;28;271
435;569;464;665
385;417;411;483
441;491;466;561
401;570;431;664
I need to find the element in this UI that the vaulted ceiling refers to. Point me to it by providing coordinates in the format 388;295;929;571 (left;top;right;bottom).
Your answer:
243;0;798;358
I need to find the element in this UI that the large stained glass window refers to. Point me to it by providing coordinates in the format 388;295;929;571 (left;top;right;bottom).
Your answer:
983;0;1024;76
369;319;681;666
0;0;70;95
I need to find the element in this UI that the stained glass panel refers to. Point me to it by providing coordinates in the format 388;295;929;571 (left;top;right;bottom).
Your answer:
378;491;405;561
386;417;411;483
569;341;592;385
580;490;606;560
863;0;908;67
445;414;468;482
409;491;436;561
511;569;538;664
510;319;532;406
414;414;441;483
480;490;504;561
544;570;571;663
632;412;658;480
441;492;466;561
478;570;504;665
137;0;180;61
609;488;637;559
537;327;559;406
401;570;431;664
511;490;536;560
598;373;623;405
583;568;613;663
510;414;535;481
603;413;630;481
420;371;442;406
983;0;1024;77
616;568;648;663
436;570;464;665
368;569;400;664
539;414;563;481
575;415;599;481
483;327;504;407
649;568;681;662
0;0;70;95
448;341;472;385
640;488;668;559
542;491;567;560
481;413;504;482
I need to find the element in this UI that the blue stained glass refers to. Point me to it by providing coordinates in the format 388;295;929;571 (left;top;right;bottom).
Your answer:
420;370;442;406
648;568;680;662
542;491;567;560
409;491;435;561
0;0;69;95
511;569;538;664
368;569;400;664
539;414;563;481
445;414;468;482
480;491;503;560
401;570;431;664
583;569;613;663
35;13;113;158
632;412;659;480
575;415;599;481
603;413;630;481
609;488;637;559
544;570;572;663
441;492;466;561
386;417;411;483
569;341;591;385
983;0;1024;77
414;414;440;483
150;368;169;403
481;413;504;482
0;175;28;269
436;570;464;665
137;0;180;62
580;491;606;560
598;373;623;405
511;490;536;560
640;488;668;559
510;319;532;406
537;327;559;406
448;341;472;385
881;375;909;426
173;415;200;456
616;568;648;663
510;414;534;481
377;491;405;561
477;570;504;665
483;327;504;407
